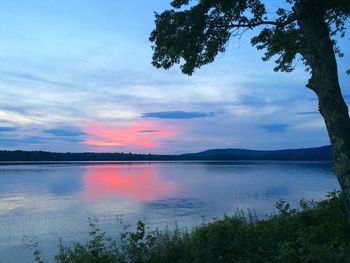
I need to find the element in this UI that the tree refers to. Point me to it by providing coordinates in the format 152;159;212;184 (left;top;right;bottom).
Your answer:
150;0;350;216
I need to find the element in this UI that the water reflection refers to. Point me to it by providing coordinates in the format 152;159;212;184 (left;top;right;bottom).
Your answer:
0;161;340;263
0;165;83;197
82;164;178;202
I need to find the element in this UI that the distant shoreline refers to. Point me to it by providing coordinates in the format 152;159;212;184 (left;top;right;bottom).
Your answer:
0;160;333;166
0;145;332;162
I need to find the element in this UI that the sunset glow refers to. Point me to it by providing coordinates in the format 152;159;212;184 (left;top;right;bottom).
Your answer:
83;121;177;150
83;165;178;201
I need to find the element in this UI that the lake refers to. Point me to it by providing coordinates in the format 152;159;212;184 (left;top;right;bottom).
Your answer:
0;161;339;262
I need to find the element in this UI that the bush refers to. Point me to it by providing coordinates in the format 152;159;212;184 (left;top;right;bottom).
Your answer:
28;192;350;263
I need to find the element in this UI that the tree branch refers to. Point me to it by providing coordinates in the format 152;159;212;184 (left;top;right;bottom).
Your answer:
212;17;297;30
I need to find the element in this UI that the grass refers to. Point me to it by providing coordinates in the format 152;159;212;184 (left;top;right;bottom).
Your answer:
28;192;350;263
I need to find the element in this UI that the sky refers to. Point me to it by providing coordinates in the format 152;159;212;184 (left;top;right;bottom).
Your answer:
0;0;349;154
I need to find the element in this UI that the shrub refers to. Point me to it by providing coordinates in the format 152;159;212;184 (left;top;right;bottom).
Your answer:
28;192;350;263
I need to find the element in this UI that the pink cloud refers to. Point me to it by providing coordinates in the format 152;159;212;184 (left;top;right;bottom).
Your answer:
82;121;177;150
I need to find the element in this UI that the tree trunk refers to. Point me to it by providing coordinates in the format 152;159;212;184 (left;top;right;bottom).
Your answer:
295;0;350;217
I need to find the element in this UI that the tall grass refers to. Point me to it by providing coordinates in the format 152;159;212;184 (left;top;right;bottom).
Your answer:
28;192;350;262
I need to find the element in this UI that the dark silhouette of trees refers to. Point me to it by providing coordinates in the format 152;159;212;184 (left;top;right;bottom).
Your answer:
0;146;332;161
149;0;350;216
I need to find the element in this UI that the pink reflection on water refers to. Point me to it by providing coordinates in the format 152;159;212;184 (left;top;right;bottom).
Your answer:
82;164;177;202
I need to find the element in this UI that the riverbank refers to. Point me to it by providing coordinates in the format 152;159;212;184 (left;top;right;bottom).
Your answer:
29;192;350;262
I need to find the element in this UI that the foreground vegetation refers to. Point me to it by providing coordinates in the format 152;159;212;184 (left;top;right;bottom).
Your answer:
29;192;350;263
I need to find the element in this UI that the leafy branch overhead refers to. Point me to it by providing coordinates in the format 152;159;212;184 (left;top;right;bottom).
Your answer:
150;0;349;75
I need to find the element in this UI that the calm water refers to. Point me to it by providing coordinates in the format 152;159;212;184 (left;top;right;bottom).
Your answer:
0;161;339;262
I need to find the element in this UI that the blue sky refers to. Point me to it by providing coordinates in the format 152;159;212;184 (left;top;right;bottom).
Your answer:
0;0;349;153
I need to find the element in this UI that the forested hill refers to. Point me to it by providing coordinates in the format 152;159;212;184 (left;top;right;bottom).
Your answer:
0;146;332;162
181;145;332;161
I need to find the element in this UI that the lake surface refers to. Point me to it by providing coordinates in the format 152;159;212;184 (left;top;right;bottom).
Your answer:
0;161;339;262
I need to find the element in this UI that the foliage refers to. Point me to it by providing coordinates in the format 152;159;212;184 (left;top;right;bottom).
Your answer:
28;192;350;262
149;0;349;75
23;236;45;263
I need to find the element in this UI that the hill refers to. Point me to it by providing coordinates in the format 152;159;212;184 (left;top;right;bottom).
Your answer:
181;145;332;161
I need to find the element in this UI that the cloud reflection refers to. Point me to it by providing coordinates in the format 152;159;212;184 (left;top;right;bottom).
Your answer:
82;164;177;202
